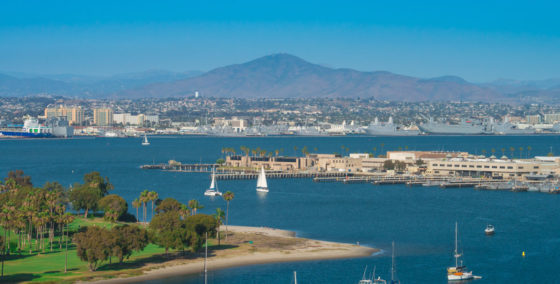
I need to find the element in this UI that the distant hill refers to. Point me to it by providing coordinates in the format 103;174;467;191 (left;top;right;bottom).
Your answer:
0;70;201;97
123;54;499;101
1;54;559;103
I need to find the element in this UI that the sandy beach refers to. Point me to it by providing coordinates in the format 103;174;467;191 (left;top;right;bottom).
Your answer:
87;225;377;283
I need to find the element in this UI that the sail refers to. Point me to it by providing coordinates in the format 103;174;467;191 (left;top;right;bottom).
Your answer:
209;170;215;189
257;166;268;188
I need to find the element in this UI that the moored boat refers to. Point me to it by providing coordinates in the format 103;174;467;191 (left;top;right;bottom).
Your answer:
204;169;222;196
447;222;476;281
484;224;495;235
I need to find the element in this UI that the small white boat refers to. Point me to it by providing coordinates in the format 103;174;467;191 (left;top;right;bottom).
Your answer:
359;265;387;284
447;222;475;281
484;224;495;235
204;169;222;196
141;133;150;146
256;166;269;193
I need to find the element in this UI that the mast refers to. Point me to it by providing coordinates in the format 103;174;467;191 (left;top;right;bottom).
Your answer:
391;241;395;282
294;271;297;284
204;232;208;284
454;221;459;267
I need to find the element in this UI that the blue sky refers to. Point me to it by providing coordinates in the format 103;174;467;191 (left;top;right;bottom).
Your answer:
0;0;558;82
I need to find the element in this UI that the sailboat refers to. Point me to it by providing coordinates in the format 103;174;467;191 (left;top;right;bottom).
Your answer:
204;169;222;196
447;222;474;281
141;133;150;146
256;166;269;192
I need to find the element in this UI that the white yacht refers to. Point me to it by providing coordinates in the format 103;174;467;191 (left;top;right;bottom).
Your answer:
204;169;222;196
447;222;475;281
484;224;495;235
141;133;150;146
256;166;269;192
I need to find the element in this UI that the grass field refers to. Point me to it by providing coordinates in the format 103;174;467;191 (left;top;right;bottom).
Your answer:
0;216;175;283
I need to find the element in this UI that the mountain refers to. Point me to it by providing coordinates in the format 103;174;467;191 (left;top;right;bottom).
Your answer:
1;54;558;102
123;54;499;101
0;70;202;97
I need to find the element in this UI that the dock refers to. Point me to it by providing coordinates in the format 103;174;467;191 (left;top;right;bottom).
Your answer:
217;171;349;180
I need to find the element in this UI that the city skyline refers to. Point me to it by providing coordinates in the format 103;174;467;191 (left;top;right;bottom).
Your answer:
1;0;559;82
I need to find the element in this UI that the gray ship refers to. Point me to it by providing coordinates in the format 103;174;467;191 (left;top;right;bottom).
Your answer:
47;117;74;138
490;117;536;135
419;118;490;135
365;117;419;136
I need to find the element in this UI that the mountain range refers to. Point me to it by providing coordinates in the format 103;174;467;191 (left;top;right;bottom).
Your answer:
1;54;559;102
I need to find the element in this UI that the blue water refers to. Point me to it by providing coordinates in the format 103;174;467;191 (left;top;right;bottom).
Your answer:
1;135;560;283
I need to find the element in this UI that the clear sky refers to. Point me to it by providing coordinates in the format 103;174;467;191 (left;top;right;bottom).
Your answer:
0;0;558;82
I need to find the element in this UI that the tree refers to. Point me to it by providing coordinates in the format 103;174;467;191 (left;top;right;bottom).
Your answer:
383;160;395;170
83;172;114;196
74;226;114;271
5;170;32;188
147;191;159;221
98;194;128;222
69;185;101;218
155;198;183;214
188;199;203;215
222;191;234;242
213;208;225;246
132;199;141;223
184;214;217;252
62;213;75;273
415;159;425;166
110;225;149;263
519;147;524;159
527;146;532;158
509;146;515;158
216;158;225;165
149;211;188;254
140;190;149;223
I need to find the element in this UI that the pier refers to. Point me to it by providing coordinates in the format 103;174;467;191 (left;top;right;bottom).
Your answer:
141;163;218;172
216;171;349;180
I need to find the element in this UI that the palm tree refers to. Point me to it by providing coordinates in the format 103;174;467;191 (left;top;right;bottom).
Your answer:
501;148;505;156
213;208;225;245
132;198;141;223
62;213;74;273
275;149;279;157
294;146;299;156
481;149;487;156
222;191;235;242
140;190;149;223
527;146;532;158
148;191;158;221
188;199;203;215
519;147;524;159
509;146;515;158
179;204;190;220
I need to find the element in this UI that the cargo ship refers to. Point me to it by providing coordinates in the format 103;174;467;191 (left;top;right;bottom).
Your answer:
0;117;73;138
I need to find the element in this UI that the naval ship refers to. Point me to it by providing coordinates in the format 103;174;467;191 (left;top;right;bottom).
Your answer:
489;117;536;135
418;118;491;135
365;117;420;136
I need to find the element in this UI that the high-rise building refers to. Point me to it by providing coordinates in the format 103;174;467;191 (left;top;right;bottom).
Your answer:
526;115;541;124
44;106;84;125
93;108;113;126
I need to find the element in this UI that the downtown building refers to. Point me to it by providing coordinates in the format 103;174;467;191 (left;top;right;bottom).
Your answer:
44;105;85;125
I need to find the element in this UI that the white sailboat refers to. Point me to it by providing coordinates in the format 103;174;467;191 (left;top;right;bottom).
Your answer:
256;166;269;192
204;169;222;196
141;133;150;146
447;222;474;281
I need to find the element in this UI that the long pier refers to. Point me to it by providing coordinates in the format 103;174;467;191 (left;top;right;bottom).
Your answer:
215;172;349;180
141;163;218;172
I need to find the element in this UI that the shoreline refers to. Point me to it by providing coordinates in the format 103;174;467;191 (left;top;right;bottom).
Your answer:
87;225;377;283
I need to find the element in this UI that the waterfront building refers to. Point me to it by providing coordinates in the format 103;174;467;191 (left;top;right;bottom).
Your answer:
225;155;313;171
387;151;468;161
44;105;84;125
526;115;541;124
93;108;114;126
113;113;159;126
544;113;560;124
425;156;560;179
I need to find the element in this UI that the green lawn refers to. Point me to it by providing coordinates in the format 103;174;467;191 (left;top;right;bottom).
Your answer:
1;216;170;283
